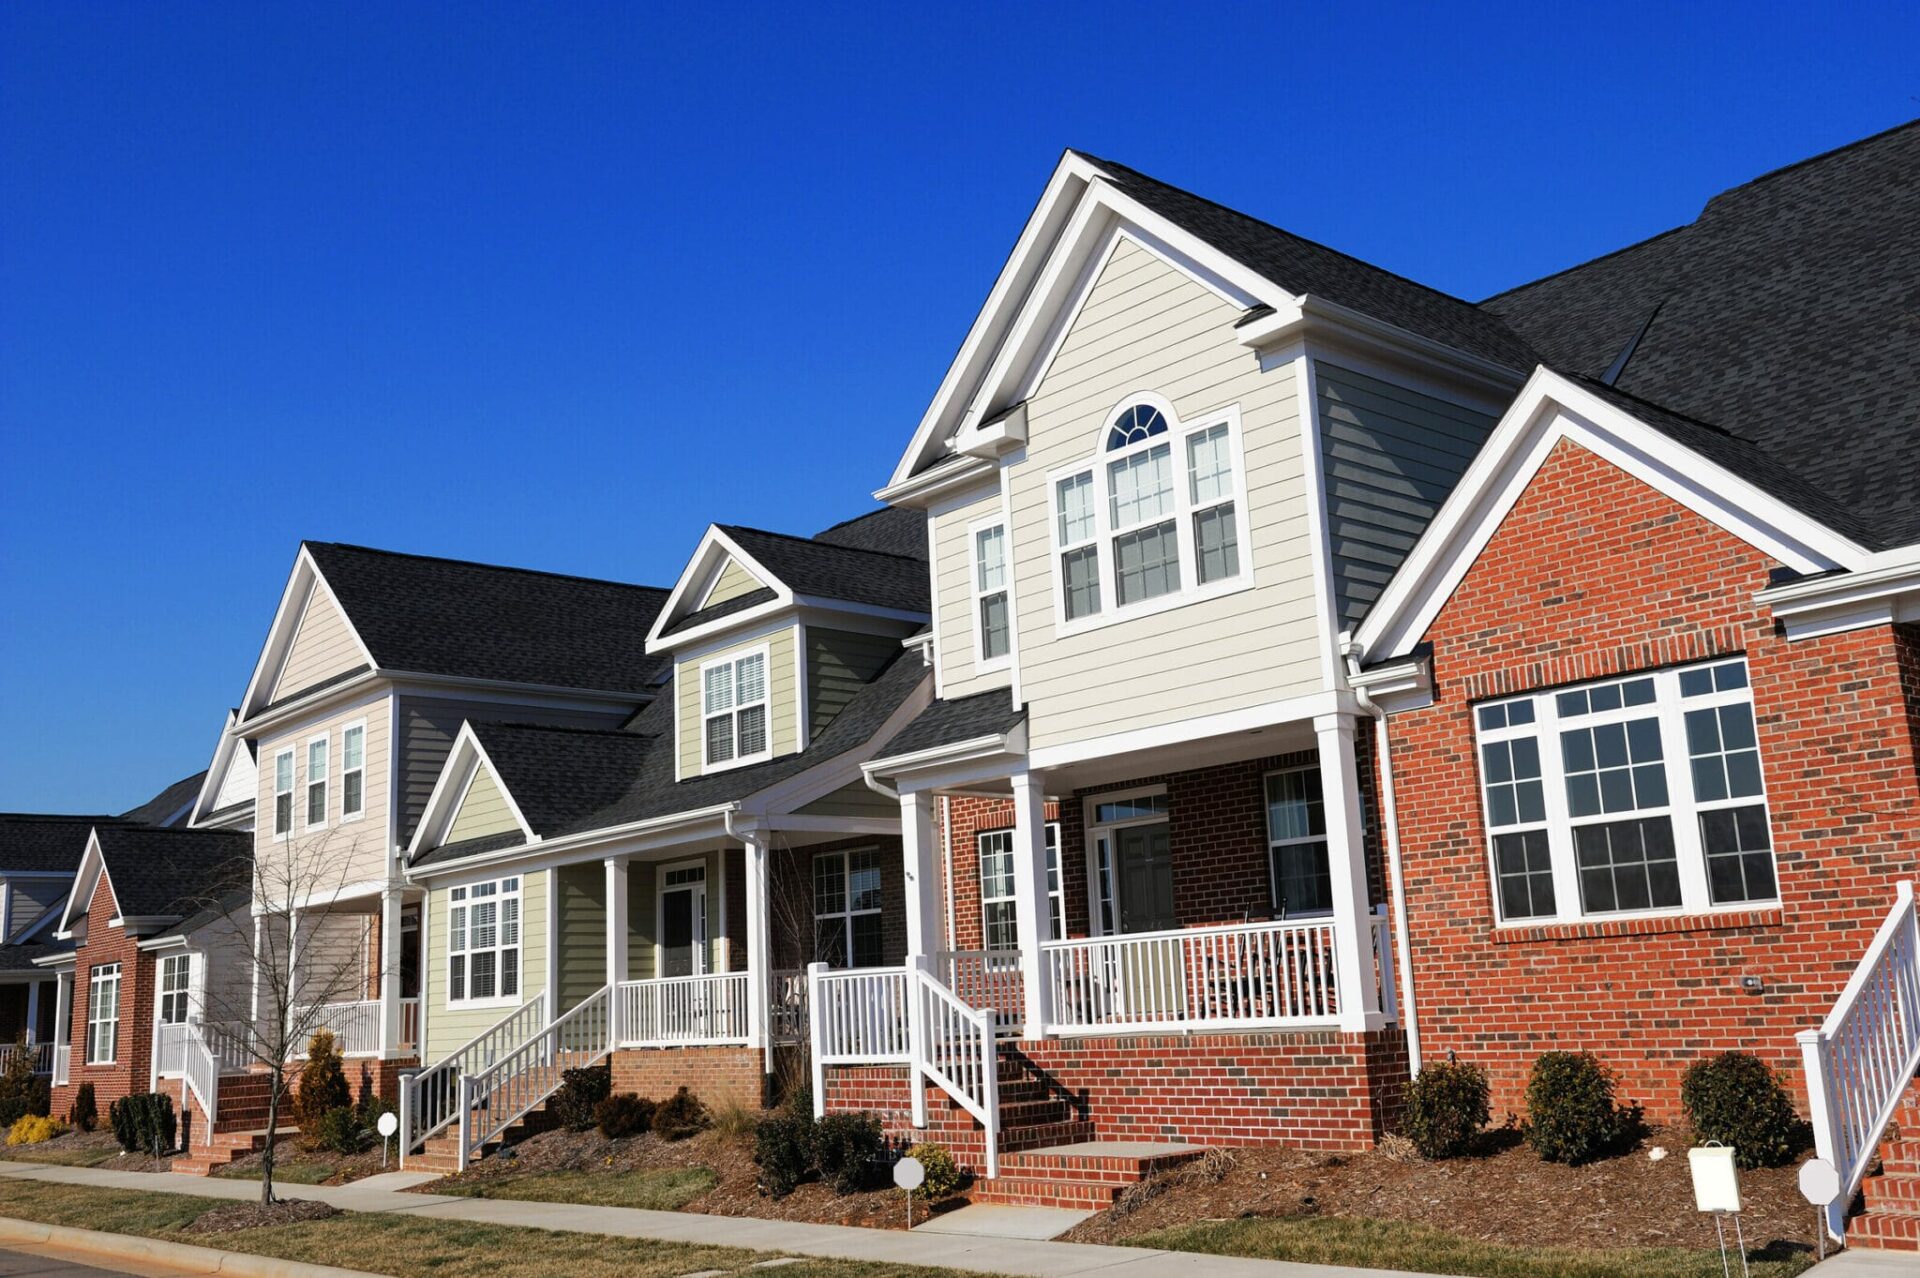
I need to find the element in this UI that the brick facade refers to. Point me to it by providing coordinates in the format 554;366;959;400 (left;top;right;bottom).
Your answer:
611;1045;766;1110
51;872;157;1117
768;835;906;971
1387;439;1920;1121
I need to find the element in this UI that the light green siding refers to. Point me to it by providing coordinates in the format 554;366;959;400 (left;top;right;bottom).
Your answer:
446;764;516;843
706;558;766;605
676;628;799;777
550;854;729;1010
805;629;898;741
424;868;549;1059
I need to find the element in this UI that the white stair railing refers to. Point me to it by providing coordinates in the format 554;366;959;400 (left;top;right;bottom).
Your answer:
457;984;612;1171
807;963;911;1112
1799;880;1920;1242
178;1022;223;1147
400;992;545;1164
907;958;1000;1179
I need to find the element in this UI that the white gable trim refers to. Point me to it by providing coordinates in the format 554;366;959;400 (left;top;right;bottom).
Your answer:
405;722;541;861
190;710;253;826
1353;368;1872;662
238;547;379;720
645;526;796;651
55;830;119;938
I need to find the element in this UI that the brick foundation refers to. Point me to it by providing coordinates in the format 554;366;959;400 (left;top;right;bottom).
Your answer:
611;1045;766;1110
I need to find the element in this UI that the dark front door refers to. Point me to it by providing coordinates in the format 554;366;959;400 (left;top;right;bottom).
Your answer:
660;883;703;978
1116;824;1176;934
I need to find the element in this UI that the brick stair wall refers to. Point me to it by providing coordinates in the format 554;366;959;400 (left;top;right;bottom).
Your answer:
1849;1078;1920;1251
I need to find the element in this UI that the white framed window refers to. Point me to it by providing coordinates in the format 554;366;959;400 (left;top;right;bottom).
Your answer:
340;722;366;820
1048;396;1250;633
1475;657;1778;926
86;963;120;1064
272;749;294;839
814;848;883;968
447;876;522;1005
701;647;770;769
304;733;329;829
978;825;1063;949
158;954;191;1025
971;520;1011;667
1265;766;1332;917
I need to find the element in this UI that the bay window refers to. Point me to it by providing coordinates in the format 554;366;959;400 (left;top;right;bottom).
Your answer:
702;648;769;768
448;876;521;1004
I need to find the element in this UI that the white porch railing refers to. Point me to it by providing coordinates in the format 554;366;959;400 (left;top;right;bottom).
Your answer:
0;1041;55;1075
808;966;910;1076
294;998;421;1057
770;969;809;1044
400;993;546;1162
1799;880;1920;1242
458;984;613;1171
936;950;1024;1036
176;1021;249;1145
908;961;1000;1178
616;973;749;1046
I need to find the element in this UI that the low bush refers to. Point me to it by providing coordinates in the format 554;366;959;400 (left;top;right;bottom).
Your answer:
548;1065;612;1133
905;1142;962;1200
595;1093;655;1140
296;1031;352;1140
1681;1051;1801;1168
107;1093;177;1156
0;1037;50;1129
652;1087;709;1141
1401;1059;1491;1159
813;1112;885;1194
1525;1051;1627;1165
312;1105;367;1155
68;1082;97;1133
7;1114;66;1145
754;1112;815;1198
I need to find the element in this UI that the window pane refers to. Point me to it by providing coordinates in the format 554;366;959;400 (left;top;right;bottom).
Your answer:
343;771;364;814
980;592;1009;660
1481;738;1544;829
1114;518;1180;605
978;831;1014;900
1106;404;1168;450
735;653;766;704
736;703;767;756
703;664;733;714
975;525;1006;591
275;793;292;834
1561;716;1665;815
815;917;849;966
705;714;735;763
848;850;883;912
471;900;496;949
1061;546;1101;620
1108;442;1174;528
1701;805;1777;904
343;726;364;770
1574;817;1681;914
449;955;465;1001
1266;769;1326;840
850;913;884;967
1495;830;1557;919
813;855;846;916
276;753;293;790
1056;472;1095;544
308;782;326;825
469;950;496;1000
1193;504;1240;584
1187;423;1233;504
1272;840;1332;915
983;901;1018;951
500;949;519;998
502;896;520;946
1094;794;1167;823
308;740;327;779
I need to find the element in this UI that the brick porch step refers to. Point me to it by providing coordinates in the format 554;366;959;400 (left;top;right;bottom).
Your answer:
970;1140;1206;1211
170;1127;300;1176
1845;1076;1920;1250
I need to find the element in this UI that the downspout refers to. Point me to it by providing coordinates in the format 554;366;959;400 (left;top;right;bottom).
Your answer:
1342;634;1423;1077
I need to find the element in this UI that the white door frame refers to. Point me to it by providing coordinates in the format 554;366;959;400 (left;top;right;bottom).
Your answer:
653;858;710;978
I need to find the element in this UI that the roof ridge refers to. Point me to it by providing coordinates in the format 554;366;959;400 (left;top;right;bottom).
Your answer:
717;523;927;565
0;813;121;822
306;541;672;596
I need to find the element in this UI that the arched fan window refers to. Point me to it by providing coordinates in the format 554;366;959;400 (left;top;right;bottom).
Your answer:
1106;403;1169;451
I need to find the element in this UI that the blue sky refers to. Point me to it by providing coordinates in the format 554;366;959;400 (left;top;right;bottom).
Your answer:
3;2;1916;812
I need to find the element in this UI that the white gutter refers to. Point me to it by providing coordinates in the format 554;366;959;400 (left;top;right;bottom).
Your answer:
405;802;743;883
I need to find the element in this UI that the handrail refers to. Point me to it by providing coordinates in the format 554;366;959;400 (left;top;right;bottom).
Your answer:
458;984;612;1170
1799;880;1920;1243
178;1022;222;1147
400;992;545;1164
616;972;749;1046
908;960;999;1179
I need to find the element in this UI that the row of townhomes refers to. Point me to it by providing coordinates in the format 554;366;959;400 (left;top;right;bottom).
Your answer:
5;121;1917;1246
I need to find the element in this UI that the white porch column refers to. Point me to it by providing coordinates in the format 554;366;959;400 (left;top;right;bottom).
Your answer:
1316;712;1382;1033
605;857;630;989
51;972;71;1086
741;830;772;1061
900;790;942;961
1010;769;1051;1034
378;886;405;1056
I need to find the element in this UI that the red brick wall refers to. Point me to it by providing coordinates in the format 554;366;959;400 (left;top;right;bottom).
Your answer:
1389;439;1920;1121
51;872;157;1116
612;1045;765;1111
768;836;906;970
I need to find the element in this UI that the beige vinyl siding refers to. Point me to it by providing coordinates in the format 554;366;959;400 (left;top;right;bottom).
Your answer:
929;482;1011;701
446;764;517;843
706;558;766;605
805;629;899;741
1009;235;1324;751
424;867;548;1058
272;582;364;702
255;693;392;889
676;627;799;777
797;782;898;819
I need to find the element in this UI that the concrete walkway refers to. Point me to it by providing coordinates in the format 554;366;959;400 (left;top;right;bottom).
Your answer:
0;1161;1453;1278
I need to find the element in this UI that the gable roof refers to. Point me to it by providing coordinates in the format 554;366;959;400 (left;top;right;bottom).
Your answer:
87;826;251;923
1482;120;1920;550
812;507;928;558
119;771;207;827
0;815;121;874
711;525;929;614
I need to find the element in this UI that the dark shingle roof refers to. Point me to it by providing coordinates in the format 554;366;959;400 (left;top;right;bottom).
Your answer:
0;941;72;972
413;651;930;868
715;525;930;614
871;689;1024;764
92;826;251;923
0;815;120;874
1073;151;1540;373
812;507;928;559
305;542;673;695
660;588;780;638
1483;120;1920;549
119;771;209;827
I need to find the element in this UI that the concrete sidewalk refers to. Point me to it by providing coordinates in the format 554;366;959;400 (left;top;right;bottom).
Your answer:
0;1161;1446;1278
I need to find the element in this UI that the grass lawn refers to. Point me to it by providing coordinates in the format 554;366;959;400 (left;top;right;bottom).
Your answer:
431;1166;717;1210
1135;1216;1814;1278
0;1179;983;1278
214;1161;337;1185
0;1145;122;1169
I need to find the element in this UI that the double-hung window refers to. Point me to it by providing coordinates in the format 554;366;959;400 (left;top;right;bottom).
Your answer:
1474;657;1777;925
814;848;883;968
448;876;521;1003
272;749;294;838
1266;766;1333;916
702;649;769;767
1051;399;1247;627
86;963;120;1064
158;954;191;1025
305;734;329;828
978;825;1064;949
341;723;366;819
973;522;1010;664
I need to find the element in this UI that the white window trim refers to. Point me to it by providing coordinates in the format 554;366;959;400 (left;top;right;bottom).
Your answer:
339;720;367;823
653;859;710;977
978;824;1063;949
969;516;1012;673
86;962;120;1065
446;875;525;1009
1046;396;1253;639
303;731;330;832
699;643;774;773
813;846;884;969
157;953;192;1026
1081;784;1169;938
1264;764;1335;920
1475;658;1780;929
271;747;295;842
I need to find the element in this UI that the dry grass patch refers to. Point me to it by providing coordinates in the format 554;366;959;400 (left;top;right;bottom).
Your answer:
433;1166;716;1210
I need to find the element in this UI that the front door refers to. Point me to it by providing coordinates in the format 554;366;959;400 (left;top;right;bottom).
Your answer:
1115;824;1176;934
658;865;707;979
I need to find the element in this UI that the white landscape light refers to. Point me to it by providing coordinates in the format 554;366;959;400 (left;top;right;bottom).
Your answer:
378;1110;399;1167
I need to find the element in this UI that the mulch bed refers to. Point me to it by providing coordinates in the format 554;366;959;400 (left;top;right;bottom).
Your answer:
1061;1126;1819;1255
2;1129;177;1173
180;1199;341;1235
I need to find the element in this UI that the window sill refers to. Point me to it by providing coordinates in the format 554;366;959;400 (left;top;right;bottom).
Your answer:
1490;907;1784;944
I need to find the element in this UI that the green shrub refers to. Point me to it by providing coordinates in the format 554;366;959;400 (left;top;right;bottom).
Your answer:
312;1105;366;1155
0;1037;50;1129
107;1093;176;1156
813;1111;885;1194
548;1064;612;1133
1525;1051;1627;1165
905;1142;962;1200
296;1031;352;1140
1401;1060;1491;1159
754;1112;815;1198
652;1086;709;1141
1681;1051;1801;1168
595;1093;655;1140
67;1082;97;1133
